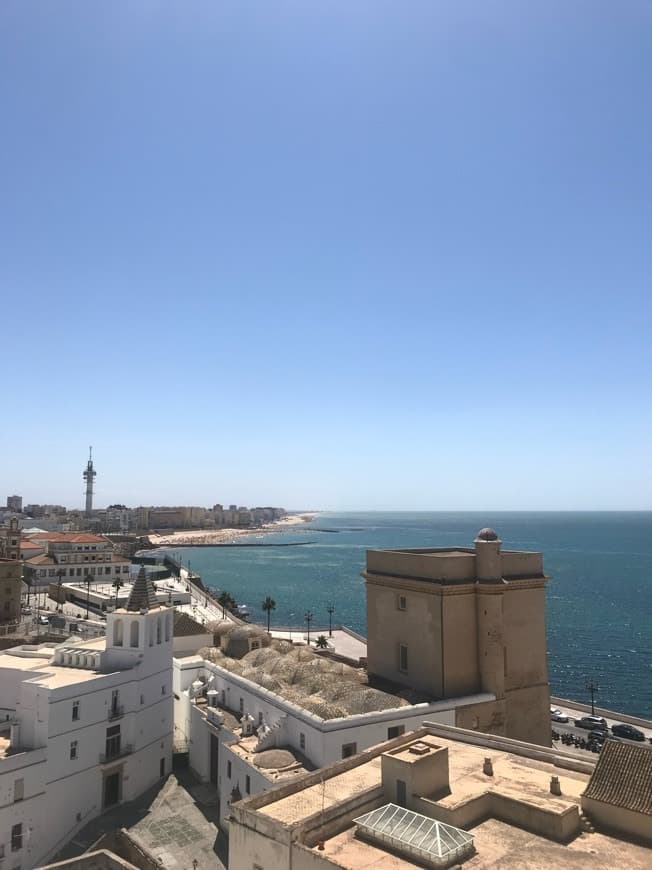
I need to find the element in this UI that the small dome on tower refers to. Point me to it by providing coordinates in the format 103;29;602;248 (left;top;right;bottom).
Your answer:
476;528;499;542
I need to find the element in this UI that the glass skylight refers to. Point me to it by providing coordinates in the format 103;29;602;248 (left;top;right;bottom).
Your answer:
354;803;474;867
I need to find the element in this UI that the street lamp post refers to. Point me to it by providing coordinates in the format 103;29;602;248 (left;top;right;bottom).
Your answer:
305;610;314;646
84;573;92;620
56;569;65;612
326;603;335;638
586;680;599;716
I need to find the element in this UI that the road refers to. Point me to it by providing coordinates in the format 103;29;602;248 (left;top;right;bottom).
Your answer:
550;700;652;759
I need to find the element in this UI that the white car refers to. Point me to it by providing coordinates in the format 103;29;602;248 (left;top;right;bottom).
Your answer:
550;706;569;723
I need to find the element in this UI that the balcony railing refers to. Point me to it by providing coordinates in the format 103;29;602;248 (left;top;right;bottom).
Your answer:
99;744;133;764
108;705;124;721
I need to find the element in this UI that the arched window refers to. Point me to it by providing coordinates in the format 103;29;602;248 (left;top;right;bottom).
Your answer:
156;616;162;645
130;621;139;648
165;613;171;642
148;619;154;647
114;619;123;647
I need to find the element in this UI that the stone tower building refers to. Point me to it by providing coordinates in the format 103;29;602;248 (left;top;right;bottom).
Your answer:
364;529;551;746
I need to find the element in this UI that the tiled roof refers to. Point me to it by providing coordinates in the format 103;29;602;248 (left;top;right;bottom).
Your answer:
125;565;159;612
583;739;652;814
174;611;209;637
26;555;54;565
20;541;43;550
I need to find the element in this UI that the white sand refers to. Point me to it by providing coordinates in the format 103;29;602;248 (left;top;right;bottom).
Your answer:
148;512;320;547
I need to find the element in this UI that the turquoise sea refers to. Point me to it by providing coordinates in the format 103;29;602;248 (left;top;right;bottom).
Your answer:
161;512;652;719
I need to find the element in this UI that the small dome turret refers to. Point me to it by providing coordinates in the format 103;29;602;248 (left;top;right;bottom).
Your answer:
476;528;499;542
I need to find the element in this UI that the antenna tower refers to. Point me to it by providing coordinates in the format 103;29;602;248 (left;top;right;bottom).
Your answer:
83;446;96;517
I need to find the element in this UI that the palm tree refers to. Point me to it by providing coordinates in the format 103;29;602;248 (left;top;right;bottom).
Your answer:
262;596;276;633
217;591;232;619
315;634;329;649
112;578;124;609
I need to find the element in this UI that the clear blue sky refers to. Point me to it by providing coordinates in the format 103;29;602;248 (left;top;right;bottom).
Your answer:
1;1;651;511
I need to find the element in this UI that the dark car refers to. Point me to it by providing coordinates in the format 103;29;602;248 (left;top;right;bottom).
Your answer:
588;729;608;743
575;715;608;731
611;722;646;742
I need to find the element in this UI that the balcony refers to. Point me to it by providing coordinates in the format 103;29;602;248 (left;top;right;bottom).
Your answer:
107;705;124;721
99;744;133;764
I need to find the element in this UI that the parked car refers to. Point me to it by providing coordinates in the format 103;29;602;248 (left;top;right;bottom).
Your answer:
588;729;608;744
611;722;646;742
575;715;608;731
38;614;51;625
550;707;569;723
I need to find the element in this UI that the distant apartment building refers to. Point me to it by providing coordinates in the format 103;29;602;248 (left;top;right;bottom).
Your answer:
213;505;285;528
0;570;173;868
147;508;188;529
5;495;22;513
23;532;131;587
364;528;551;745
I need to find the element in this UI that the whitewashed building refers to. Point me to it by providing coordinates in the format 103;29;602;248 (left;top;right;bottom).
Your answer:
174;653;495;827
0;568;173;869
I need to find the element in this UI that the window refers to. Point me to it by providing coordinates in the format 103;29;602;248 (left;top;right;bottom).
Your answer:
161;684;166;695
239;698;244;713
69;568;75;576
245;774;251;794
397;595;407;611
11;823;22;851
341;742;357;759
227;761;232;778
299;732;306;751
156;617;162;644
387;725;405;740
72;700;80;721
140;694;145;705
130;621;139;647
105;725;121;760
399;644;408;673
70;740;78;760
258;712;263;725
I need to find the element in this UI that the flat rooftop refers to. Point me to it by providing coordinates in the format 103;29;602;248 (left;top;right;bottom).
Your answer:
317;817;652;870
247;727;652;869
260;756;383;824
0;637;113;689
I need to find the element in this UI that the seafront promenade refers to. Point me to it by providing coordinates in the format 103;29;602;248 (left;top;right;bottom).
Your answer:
147;511;319;547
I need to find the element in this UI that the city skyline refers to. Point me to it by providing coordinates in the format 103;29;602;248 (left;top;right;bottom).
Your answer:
2;2;651;511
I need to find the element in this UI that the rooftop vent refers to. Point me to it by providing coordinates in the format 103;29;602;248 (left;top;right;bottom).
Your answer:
354;804;474;868
409;741;431;756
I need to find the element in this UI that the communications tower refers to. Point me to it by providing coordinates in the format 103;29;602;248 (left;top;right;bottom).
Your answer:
83;446;96;517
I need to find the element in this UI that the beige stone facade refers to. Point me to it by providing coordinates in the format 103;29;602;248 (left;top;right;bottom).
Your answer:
364;529;551;745
0;558;22;624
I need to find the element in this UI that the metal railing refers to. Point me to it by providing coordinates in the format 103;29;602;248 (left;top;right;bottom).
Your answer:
99;743;133;764
108;705;124;721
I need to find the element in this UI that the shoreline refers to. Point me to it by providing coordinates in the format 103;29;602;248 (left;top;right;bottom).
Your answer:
147;512;320;547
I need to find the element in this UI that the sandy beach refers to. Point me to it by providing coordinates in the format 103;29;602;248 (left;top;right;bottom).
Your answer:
147;512;320;547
